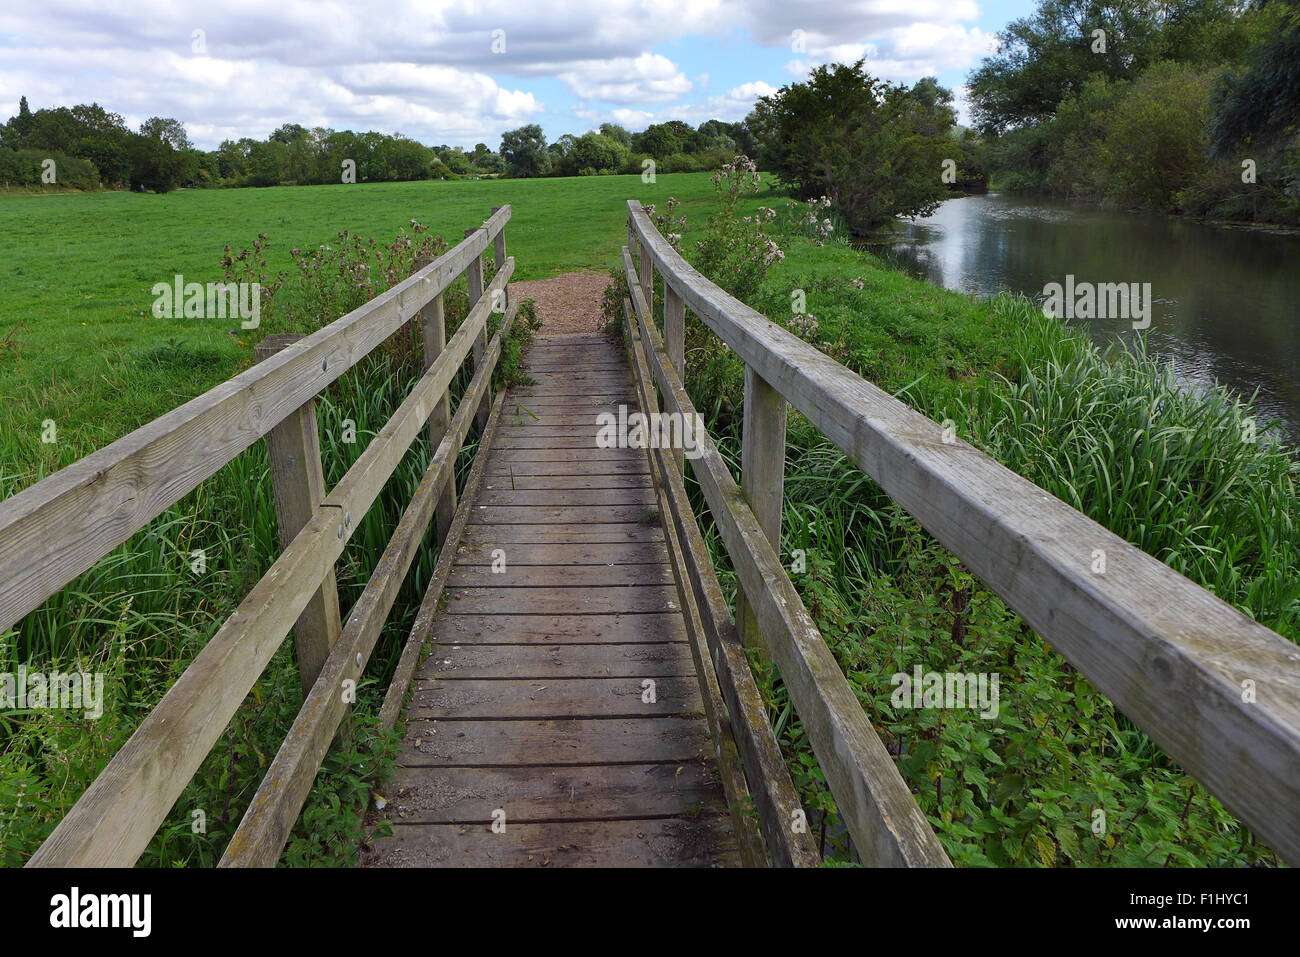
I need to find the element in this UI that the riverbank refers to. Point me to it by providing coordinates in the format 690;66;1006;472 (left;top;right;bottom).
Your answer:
664;209;1299;865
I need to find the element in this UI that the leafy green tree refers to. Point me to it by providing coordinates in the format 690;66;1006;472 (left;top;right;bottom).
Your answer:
634;122;684;158
244;139;289;186
439;147;472;174
749;61;955;232
1209;0;1300;155
598;123;632;148
968;0;1249;135
570;132;627;173
500;124;551;177
139;116;192;151
127;133;184;191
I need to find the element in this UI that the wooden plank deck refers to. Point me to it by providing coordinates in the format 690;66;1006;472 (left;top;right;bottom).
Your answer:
362;334;739;868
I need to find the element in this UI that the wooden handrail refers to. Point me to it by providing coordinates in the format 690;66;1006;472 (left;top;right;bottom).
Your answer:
621;289;821;867
0;205;510;636
24;212;512;867
623;246;950;867
626;199;1300;865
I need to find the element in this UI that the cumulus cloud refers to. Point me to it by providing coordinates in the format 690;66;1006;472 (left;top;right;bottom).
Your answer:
0;0;992;147
558;54;693;104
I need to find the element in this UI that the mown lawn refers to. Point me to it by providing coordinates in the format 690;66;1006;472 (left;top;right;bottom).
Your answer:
0;173;724;495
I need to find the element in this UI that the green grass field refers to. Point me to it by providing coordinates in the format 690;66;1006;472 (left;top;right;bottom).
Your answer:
0;173;727;495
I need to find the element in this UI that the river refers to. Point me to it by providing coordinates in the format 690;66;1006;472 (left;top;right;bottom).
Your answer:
877;193;1300;444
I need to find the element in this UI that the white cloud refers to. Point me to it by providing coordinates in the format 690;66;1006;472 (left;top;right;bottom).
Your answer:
558;54;693;104
0;0;992;148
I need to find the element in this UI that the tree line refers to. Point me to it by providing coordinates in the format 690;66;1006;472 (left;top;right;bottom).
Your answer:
0;98;510;192
3;71;987;238
496;119;757;178
966;0;1300;224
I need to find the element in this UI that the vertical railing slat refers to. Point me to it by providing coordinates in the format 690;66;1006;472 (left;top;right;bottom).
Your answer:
736;366;787;651
254;334;343;696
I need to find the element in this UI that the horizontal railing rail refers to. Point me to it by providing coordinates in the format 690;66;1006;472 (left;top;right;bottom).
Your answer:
21;207;513;867
625;198;1300;866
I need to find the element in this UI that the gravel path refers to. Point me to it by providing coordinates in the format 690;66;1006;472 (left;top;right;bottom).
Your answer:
509;271;611;335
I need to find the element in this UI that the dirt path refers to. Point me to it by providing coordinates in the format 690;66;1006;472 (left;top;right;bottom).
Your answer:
508;270;611;335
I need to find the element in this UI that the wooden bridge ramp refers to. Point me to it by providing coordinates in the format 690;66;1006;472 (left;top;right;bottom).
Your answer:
362;333;740;867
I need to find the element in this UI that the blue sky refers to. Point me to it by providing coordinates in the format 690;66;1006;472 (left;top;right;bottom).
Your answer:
0;0;1037;151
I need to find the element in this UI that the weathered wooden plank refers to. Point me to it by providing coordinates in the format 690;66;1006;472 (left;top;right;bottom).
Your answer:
378;391;507;732
492;436;607;450
0;206;510;636
380;762;725;823
631;200;1300;865
485;449;647;464
500;417;624;430
362;817;737;868
407;677;704;719
441;584;680;615
398;716;709;766
453;540;668;565
429;613;687;644
500;395;636;409
525;362;627;374
458;522;661;544
483;459;649;476
468;504;656;525
495;426;608;437
417;642;695;679
478;474;656;491
512;388;635;399
446;563;675;588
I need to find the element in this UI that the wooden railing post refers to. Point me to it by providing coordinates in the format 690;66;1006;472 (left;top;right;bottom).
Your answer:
254;334;342;696
664;283;685;473
639;240;653;320
464;226;490;431
736;365;787;651
416;255;456;543
490;206;509;312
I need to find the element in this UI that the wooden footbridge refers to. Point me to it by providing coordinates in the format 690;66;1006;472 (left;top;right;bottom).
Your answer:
5;203;1299;868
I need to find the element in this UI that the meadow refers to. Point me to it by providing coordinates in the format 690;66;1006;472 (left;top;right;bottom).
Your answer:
2;171;1297;866
0;173;724;495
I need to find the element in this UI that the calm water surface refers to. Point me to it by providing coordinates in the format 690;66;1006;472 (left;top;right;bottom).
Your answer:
880;194;1300;444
